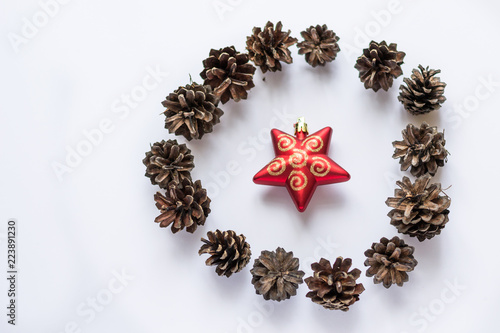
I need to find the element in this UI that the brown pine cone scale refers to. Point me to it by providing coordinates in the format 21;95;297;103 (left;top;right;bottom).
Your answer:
354;41;405;92
305;257;364;311
364;236;418;288
386;175;451;241
250;247;305;302
200;46;256;104
154;178;211;233
297;24;340;67
199;229;251;277
162;83;223;141
399;65;446;115
246;21;298;73
142;139;194;188
392;122;448;177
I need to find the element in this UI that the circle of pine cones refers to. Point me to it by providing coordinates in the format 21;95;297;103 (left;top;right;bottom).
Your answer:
305;257;365;311
199;229;251;277
250;247;305;302
386;175;451;241
393;122;448;177
142;21;453;312
364;236;418;288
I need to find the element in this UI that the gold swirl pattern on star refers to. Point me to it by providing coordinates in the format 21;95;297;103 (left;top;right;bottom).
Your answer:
266;157;286;176
301;135;324;152
288;170;308;191
289;149;308;168
310;156;330;177
277;134;296;152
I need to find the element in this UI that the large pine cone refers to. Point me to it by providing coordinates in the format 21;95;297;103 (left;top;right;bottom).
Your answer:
199;229;251;277
154;178;211;233
354;41;405;92
305;257;364;311
162;83;224;141
250;247;305;302
393;122;448;177
200;46;256;104
364;236;418;288
386;175;451;241
142;140;194;189
246;21;298;73
399;65;447;115
297;24;340;67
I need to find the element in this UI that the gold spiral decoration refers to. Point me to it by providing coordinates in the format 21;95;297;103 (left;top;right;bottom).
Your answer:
310;156;331;177
289;149;308;168
267;157;286;176
277;134;296;152
301;135;324;152
288;170;308;191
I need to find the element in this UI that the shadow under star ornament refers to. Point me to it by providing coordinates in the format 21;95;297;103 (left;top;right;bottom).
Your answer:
253;118;350;212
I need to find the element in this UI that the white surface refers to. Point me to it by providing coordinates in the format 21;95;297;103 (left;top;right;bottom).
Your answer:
1;0;499;332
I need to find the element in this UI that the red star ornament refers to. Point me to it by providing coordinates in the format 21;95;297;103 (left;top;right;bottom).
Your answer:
253;118;350;212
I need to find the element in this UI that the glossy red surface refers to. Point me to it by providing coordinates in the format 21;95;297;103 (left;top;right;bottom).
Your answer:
253;127;350;212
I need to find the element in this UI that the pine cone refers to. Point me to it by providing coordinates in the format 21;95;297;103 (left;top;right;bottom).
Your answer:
354;41;405;92
142;140;194;189
250;247;305;301
364;236;418;288
199;229;251;277
305;257;364;311
162;83;224;141
392;122;448;177
386;175;451;241
399;65;447;115
246;21;298;73
153;178;211;233
200;46;256;104
297;24;340;67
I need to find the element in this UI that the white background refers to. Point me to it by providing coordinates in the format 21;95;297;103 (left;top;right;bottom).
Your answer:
1;0;499;332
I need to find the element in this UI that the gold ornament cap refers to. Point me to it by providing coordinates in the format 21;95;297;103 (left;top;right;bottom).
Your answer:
294;117;308;135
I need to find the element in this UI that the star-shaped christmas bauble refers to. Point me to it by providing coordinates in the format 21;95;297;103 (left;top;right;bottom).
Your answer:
253;118;350;212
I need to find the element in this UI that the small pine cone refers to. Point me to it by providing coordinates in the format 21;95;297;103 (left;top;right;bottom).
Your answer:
399;65;447;115
393;122;448;177
142;140;194;189
386;175;451;242
200;46;256;104
199;230;251;277
250;247;305;301
354;41;406;92
364;236;418;288
305;257;364;311
162;83;224;141
246;21;298;73
297;24;340;67
154;178;211;234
